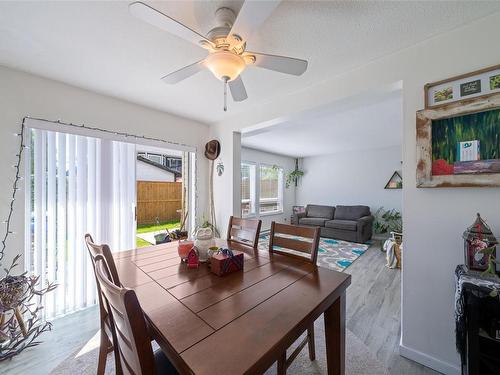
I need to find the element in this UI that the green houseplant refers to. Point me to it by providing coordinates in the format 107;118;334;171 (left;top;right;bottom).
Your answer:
285;169;304;188
373;207;403;234
194;215;220;238
285;159;304;188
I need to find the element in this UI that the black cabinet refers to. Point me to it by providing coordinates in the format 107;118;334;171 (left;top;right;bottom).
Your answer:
462;288;500;375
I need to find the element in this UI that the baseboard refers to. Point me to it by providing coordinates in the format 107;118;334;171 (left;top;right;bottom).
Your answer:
399;343;461;375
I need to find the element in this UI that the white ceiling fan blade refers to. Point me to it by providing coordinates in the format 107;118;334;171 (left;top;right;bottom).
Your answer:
161;60;206;84
246;52;308;76
129;2;214;49
228;76;248;102
229;0;281;43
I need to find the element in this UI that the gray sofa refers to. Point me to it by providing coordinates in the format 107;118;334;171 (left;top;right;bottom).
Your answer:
292;204;373;243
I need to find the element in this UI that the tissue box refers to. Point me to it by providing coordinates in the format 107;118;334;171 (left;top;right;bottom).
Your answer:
210;250;244;276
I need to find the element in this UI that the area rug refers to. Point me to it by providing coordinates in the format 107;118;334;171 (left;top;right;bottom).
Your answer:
258;234;370;272
50;327;389;375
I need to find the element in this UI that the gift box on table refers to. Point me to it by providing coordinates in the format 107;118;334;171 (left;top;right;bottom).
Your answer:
210;249;244;276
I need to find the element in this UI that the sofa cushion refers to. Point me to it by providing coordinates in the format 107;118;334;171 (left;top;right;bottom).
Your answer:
306;205;334;219
334;205;370;220
299;217;328;227
325;219;358;231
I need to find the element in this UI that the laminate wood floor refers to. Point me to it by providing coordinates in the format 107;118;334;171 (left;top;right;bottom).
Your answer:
343;244;440;375
0;244;440;375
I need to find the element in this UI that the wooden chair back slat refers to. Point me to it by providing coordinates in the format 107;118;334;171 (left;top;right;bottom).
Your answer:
269;222;320;265
94;255;156;375
85;234;121;286
229;227;256;243
272;236;314;254
84;234;122;346
272;223;316;238
84;234;121;375
227;216;262;248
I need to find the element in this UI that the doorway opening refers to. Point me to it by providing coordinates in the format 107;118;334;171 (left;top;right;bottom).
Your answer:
237;83;406;370
135;146;191;248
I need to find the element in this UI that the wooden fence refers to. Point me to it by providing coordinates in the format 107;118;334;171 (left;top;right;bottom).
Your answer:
137;181;182;225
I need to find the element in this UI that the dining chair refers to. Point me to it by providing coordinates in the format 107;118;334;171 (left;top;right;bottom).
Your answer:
226;216;262;248
84;234;121;375
268;222;320;375
94;255;178;375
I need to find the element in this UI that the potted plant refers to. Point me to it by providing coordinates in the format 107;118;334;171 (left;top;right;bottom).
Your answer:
373;207;403;251
285;159;304;188
373;207;403;235
194;215;220;238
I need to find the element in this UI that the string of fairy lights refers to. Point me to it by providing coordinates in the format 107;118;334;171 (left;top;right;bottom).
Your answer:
0;116;196;264
0;118;27;264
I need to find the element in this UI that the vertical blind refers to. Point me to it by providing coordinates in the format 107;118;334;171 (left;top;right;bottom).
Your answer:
27;128;136;318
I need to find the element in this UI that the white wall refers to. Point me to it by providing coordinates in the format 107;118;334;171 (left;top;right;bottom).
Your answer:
297;145;402;213
211;12;500;375
137;161;175;182
0;66;209;272
241;147;296;230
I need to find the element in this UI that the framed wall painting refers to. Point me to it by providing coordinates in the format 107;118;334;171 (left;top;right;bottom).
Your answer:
416;92;500;188
424;64;500;108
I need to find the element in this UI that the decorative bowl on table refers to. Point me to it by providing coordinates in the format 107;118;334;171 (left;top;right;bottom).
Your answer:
177;240;194;261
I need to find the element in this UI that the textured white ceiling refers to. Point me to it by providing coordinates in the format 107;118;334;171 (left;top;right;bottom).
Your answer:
1;1;499;124
241;92;403;157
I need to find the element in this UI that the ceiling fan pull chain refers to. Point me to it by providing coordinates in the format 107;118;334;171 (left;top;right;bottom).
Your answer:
223;76;228;112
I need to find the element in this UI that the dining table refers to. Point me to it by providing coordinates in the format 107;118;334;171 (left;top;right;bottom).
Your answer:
113;239;351;375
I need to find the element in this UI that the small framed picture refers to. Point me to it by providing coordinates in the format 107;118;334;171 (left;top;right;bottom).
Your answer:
491;74;500;90
460;79;481;96
433;87;453;103
424;64;500;108
292;206;305;214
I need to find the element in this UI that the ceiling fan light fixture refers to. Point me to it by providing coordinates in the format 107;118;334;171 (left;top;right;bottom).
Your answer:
205;51;246;81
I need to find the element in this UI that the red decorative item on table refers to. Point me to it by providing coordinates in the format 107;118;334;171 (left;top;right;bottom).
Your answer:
211;248;244;276
187;248;200;269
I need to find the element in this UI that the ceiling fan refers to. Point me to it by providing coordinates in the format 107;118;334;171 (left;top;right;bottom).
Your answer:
129;1;308;111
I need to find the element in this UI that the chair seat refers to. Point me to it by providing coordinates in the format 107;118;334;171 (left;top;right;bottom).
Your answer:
154;350;178;375
299;217;328;226
325;219;357;231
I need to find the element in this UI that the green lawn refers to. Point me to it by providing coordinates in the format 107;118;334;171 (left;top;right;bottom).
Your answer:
137;220;181;234
136;237;152;248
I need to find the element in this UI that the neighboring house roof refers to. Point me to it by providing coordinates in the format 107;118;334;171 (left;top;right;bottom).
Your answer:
137;155;181;178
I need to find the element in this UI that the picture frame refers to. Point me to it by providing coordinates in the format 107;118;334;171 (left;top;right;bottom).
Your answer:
424;64;500;108
416;92;500;188
292;205;305;214
384;171;403;189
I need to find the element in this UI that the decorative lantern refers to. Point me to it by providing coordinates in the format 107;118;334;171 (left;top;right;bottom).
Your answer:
463;213;498;271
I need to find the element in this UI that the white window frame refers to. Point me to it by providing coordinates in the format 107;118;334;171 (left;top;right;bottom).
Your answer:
240;161;285;218
258;164;284;216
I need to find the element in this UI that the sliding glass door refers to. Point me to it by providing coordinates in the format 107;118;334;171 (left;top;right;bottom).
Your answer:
26;128;136;318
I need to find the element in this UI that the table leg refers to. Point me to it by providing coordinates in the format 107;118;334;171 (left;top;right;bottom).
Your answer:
324;292;346;375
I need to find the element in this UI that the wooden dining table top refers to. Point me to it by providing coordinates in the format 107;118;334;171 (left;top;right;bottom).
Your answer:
113;239;351;375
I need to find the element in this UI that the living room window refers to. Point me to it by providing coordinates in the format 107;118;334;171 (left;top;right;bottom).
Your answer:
241;162;256;217
259;164;283;215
